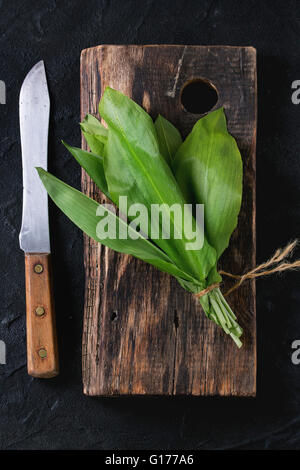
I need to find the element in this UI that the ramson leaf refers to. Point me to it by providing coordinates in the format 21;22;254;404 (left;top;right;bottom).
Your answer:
80;114;108;155
62;141;110;198
154;114;182;166
173;108;243;260
80;114;108;141
37;88;244;347
82;131;105;156
37;167;201;285
99;87;216;283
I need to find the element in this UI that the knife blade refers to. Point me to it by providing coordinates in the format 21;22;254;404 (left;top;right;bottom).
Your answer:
19;61;59;378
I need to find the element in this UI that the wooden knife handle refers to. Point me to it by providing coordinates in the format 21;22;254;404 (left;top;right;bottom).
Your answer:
25;253;59;378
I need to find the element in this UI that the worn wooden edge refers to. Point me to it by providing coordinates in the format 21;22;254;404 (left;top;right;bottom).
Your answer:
251;46;257;396
80;44;257;57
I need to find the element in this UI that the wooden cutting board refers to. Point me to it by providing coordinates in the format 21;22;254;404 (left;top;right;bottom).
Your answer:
80;45;257;396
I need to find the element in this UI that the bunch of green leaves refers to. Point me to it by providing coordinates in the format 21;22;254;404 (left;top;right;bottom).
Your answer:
38;87;243;346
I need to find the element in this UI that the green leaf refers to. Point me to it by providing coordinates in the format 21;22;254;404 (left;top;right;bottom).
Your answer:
99;87;216;282
62;141;110;198
80;114;108;155
173;107;243;260
37;167;201;285
154;114;182;166
82;131;105;156
80;114;108;142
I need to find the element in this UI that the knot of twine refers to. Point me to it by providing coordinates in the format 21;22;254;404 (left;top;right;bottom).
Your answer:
195;240;300;299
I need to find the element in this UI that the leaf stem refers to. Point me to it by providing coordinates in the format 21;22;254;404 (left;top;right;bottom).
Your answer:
199;288;243;348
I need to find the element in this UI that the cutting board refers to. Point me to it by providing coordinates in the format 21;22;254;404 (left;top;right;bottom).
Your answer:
80;45;257;396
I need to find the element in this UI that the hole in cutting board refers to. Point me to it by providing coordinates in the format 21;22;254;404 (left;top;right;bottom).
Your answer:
180;79;218;114
111;311;118;322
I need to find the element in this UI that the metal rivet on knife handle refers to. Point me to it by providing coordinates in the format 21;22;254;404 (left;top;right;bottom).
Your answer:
34;263;43;274
38;348;47;359
35;306;45;317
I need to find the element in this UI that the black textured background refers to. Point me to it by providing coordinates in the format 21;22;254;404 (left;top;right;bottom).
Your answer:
0;0;300;451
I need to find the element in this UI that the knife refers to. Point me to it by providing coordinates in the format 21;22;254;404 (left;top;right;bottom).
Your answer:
19;61;59;378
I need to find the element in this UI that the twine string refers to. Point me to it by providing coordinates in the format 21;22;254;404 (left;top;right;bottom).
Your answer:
195;240;300;299
194;283;219;298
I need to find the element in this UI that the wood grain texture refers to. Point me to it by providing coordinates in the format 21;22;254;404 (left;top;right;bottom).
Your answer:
80;45;257;396
25;253;59;378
